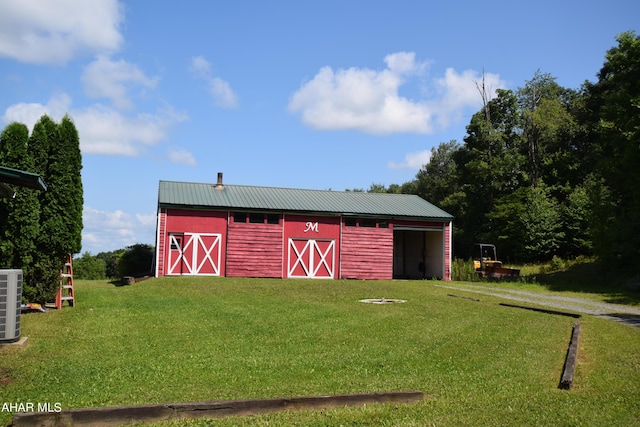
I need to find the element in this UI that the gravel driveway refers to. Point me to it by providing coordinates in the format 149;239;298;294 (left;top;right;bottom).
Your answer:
435;283;640;327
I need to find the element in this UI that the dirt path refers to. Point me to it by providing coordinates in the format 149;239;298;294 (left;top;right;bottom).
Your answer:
435;283;640;327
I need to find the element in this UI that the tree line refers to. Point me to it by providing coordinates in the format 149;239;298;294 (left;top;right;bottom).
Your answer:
0;116;83;303
73;244;155;280
360;31;639;269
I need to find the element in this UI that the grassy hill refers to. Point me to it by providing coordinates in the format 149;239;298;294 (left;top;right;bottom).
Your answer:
1;276;639;426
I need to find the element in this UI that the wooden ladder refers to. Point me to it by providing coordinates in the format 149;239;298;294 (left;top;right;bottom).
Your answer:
56;254;75;309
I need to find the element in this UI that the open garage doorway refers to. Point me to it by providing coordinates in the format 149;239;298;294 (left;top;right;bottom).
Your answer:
393;228;444;279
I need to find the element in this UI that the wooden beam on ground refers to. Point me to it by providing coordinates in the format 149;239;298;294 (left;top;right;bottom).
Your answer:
499;303;582;318
13;391;425;427
559;320;581;390
447;293;480;302
497;303;582;390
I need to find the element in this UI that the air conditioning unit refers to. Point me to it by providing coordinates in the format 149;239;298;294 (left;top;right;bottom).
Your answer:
0;269;23;343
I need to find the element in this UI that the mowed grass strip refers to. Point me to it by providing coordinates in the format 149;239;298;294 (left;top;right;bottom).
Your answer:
1;277;639;426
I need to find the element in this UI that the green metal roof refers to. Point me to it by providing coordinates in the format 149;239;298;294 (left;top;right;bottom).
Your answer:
158;180;453;221
0;166;47;194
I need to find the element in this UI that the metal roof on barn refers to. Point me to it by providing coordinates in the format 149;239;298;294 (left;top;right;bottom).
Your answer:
158;180;453;221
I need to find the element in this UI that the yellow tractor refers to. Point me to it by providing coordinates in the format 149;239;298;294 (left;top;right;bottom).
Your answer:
473;243;520;279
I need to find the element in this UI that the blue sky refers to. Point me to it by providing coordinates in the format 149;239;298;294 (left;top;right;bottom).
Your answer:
0;0;637;255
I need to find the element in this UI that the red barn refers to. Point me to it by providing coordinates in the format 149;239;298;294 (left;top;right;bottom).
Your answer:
155;174;454;281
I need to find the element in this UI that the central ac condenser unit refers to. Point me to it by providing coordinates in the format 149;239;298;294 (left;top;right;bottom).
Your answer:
0;269;23;343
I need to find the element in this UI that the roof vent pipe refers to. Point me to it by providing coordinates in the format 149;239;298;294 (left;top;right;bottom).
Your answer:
214;172;224;189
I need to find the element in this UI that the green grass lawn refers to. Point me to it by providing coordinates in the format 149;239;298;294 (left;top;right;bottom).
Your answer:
2;277;639;426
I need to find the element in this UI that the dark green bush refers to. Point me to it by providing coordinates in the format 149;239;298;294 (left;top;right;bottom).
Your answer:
23;258;60;303
117;244;154;278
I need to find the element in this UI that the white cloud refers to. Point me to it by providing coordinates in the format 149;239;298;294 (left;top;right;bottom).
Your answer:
288;52;507;135
82;206;156;254
2;92;72;126
208;78;239;109
431;68;506;128
387;150;432;170
189;55;212;76
135;213;157;227
385;51;427;74
189;56;239;109
75;105;188;156
288;52;432;135
82;55;159;110
0;0;123;65
2;93;188;156
167;148;197;166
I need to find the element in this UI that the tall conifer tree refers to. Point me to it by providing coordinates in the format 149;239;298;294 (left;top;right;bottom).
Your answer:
57;115;84;255
18;115;84;302
0;123;41;278
26;116;59;302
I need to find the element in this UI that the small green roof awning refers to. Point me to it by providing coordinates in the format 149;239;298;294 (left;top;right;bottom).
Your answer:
0;166;47;198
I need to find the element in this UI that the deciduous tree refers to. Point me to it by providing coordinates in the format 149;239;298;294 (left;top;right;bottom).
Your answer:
583;31;640;267
454;89;526;253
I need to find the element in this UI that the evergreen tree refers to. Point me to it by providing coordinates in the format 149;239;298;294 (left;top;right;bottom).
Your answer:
28;115;56;178
57;115;84;255
560;184;592;257
33;115;83;259
18;115;84;302
520;183;564;261
0;123;41;280
25;116;60;302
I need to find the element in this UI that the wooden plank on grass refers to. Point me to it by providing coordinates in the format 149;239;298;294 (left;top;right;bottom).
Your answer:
559;320;581;390
499;303;581;318
13;391;425;427
447;293;480;302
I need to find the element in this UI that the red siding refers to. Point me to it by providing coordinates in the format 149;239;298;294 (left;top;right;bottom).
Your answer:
341;223;393;279
156;207;451;281
165;209;228;233
226;221;283;278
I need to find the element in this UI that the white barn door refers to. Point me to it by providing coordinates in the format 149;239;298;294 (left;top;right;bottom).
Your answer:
168;232;221;276
288;238;335;278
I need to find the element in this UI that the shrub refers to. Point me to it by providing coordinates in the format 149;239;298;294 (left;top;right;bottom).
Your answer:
117;244;154;278
550;255;566;271
451;258;481;282
22;258;60;304
73;252;107;280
